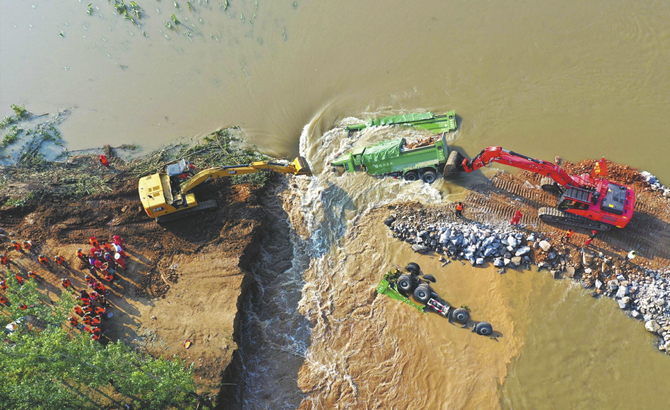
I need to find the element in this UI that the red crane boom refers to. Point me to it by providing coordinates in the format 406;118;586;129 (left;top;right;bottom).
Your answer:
459;147;635;230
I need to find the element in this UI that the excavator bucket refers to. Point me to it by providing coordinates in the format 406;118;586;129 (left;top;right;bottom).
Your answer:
443;150;466;178
292;156;312;176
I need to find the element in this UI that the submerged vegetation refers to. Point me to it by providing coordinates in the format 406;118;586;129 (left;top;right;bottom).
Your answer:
0;105;276;208
0;105;31;130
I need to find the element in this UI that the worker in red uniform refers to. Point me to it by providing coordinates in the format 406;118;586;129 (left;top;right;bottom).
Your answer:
91;332;100;341
27;271;38;280
83;315;93;326
0;255;8;265
68;317;79;326
100;154;109;167
61;278;72;290
94;306;106;316
114;253;126;269
510;210;523;226
12;241;21;251
90;236;101;249
92;326;101;337
113;243;128;258
0;296;8;305
94;282;107;295
18;303;27;310
74;305;85;317
93;259;103;271
0;280;7;290
55;255;65;266
455;202;464;218
91;315;102;326
14;273;24;285
563;229;574;243
23;240;32;251
102;242;112;253
584;230;597;247
89;290;99;302
113;235;124;247
105;271;115;283
38;254;49;266
83;326;93;334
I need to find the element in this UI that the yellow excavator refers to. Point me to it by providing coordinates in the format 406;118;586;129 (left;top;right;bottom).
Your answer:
138;156;311;222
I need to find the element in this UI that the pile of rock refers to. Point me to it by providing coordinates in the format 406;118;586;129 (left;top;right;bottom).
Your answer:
641;171;670;199
384;212;670;354
386;214;569;274
621;276;670;352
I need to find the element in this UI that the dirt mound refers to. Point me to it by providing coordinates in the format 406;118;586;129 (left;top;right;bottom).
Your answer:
0;174;272;394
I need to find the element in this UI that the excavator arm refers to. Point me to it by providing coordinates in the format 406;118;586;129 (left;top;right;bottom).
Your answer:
461;146;574;187
178;156;311;194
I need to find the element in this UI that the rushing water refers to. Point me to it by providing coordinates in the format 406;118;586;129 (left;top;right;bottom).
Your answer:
3;0;670;408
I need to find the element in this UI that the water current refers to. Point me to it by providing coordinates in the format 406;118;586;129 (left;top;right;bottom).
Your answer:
4;0;670;408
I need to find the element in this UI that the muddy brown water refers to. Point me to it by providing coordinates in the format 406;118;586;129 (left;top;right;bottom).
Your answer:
4;0;670;408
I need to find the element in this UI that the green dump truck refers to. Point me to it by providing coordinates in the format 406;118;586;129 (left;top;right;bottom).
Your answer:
331;111;463;183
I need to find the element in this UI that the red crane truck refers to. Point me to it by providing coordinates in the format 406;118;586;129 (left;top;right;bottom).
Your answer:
458;147;635;230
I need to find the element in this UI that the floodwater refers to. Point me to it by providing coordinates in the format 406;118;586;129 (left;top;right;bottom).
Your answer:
3;0;670;408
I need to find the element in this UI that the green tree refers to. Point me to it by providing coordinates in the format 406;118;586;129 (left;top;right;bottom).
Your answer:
0;274;199;409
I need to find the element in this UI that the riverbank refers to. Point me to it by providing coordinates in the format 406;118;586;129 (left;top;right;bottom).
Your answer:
0;129;288;407
383;165;670;353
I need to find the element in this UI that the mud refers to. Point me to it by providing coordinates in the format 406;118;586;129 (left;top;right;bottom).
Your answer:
0;171;274;401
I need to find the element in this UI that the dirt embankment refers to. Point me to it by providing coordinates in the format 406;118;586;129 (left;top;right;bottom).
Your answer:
0;173;275;402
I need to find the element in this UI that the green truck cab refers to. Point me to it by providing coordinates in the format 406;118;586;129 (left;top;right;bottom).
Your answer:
331;111;461;183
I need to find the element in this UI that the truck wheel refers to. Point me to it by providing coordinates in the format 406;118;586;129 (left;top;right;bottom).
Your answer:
397;274;416;295
421;170;437;184
405;262;421;275
475;322;493;336
414;284;431;304
451;308;470;324
403;171;419;181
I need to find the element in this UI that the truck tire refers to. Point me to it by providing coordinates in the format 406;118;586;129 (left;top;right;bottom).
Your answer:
397;274;416;295
451;308;470;324
475;322;493;336
403;171;419;181
414;284;431;304
421;170;438;184
405;262;421;275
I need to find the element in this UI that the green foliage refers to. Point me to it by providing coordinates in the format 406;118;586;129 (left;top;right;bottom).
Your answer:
0;279;198;409
126;127;273;185
0;105;31;130
2;192;35;208
1;126;23;148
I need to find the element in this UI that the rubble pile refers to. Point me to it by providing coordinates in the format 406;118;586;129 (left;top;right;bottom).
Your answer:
384;209;670;354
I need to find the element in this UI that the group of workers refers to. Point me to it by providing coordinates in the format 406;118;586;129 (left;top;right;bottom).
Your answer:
0;234;129;342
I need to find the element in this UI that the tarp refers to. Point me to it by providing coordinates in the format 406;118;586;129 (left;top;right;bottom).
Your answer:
362;138;404;163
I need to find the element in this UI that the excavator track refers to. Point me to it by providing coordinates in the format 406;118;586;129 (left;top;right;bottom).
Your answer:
463;170;670;269
156;200;217;224
537;207;611;231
